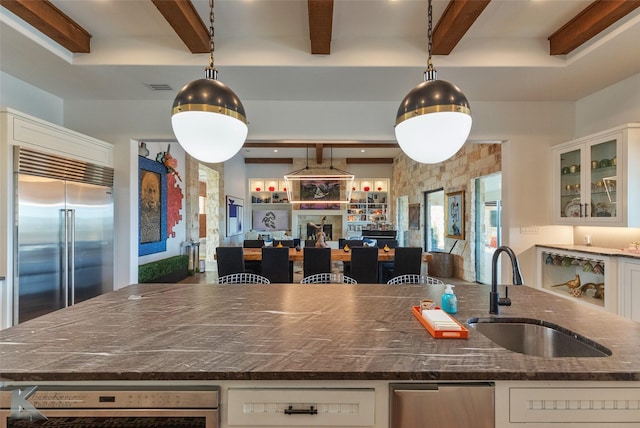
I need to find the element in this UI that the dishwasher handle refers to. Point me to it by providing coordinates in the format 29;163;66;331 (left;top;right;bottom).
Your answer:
284;405;318;415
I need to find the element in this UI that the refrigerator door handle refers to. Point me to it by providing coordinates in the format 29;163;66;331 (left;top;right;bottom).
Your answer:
62;208;70;308
69;209;76;306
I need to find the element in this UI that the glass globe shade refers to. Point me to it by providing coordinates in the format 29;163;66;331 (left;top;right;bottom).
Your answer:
395;112;472;164
171;78;247;163
395;78;471;164
171;111;248;163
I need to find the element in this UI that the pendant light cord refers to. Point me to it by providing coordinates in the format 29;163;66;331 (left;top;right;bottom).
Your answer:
206;0;218;80
424;0;437;81
306;145;310;170
427;0;432;60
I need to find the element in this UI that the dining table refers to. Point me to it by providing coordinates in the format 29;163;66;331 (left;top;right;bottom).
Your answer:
241;247;433;263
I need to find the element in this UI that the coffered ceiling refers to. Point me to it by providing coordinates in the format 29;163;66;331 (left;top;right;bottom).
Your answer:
1;0;639;163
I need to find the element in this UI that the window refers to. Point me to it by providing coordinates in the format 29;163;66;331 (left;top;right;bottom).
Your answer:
424;189;445;252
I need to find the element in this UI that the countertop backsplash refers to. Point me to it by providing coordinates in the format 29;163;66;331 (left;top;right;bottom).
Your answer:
574;226;640;250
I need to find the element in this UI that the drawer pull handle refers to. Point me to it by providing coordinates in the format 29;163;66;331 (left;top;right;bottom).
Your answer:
285;405;318;415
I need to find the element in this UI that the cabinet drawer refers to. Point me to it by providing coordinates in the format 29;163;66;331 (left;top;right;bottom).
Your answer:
510;387;640;423
227;388;375;426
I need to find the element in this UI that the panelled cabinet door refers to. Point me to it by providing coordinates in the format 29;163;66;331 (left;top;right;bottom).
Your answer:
552;124;639;227
619;259;640;321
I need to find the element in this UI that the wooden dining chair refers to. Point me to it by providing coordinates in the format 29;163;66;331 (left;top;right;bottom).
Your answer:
243;239;264;248
215;247;245;278
381;247;423;283
349;246;379;283
345;239;365;248
375;238;398;249
242;240;263;274
261;247;292;283
303;247;331;278
342;239;366;275
390;247;423;280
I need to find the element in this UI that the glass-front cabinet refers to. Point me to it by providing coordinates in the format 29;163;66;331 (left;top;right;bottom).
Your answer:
552;123;640;226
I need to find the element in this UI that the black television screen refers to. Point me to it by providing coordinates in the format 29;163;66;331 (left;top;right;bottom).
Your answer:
252;209;289;231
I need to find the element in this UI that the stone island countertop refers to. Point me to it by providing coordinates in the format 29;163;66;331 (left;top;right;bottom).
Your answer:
1;282;639;383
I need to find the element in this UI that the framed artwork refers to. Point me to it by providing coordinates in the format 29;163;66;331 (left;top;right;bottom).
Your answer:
298;179;342;210
138;156;167;256
446;190;465;239
226;195;244;236
409;204;420;229
252;209;289;231
300;179;341;201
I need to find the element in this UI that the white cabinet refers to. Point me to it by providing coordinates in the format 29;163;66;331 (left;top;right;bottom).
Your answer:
249;179;289;204
248;178;292;235
552;123;640;226
496;381;640;427
228;388;375;426
536;247;618;314
619;258;640;322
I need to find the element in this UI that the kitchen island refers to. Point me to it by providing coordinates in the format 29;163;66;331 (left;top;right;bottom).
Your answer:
1;282;639;427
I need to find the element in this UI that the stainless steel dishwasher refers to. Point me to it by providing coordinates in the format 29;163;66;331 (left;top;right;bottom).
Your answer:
390;383;494;428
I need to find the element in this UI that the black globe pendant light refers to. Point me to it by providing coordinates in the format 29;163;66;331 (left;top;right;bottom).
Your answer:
395;0;472;164
171;0;247;163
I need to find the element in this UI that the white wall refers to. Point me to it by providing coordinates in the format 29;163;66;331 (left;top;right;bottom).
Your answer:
221;153;248;247
571;72;640;249
575;73;640;137
0;71;63;125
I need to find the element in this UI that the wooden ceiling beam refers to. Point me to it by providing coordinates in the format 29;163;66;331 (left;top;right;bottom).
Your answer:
308;0;334;54
1;0;91;53
548;0;640;55
151;0;209;54
244;158;293;164
346;158;394;164
315;144;324;164
432;0;491;55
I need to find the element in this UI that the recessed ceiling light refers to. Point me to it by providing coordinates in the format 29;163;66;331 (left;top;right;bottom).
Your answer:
361;149;365;152
274;149;278;153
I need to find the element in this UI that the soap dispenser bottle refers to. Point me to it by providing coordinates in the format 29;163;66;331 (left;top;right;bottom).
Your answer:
441;284;458;314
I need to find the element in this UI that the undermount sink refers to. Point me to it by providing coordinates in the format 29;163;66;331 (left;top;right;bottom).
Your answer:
467;317;611;358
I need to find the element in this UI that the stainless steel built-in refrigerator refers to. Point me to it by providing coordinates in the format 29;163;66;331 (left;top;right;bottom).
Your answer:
13;147;114;324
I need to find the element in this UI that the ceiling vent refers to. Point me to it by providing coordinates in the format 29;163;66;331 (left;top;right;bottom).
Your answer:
145;83;173;91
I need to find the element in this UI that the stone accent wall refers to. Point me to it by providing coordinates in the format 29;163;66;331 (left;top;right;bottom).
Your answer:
392;143;501;281
185;157;223;272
